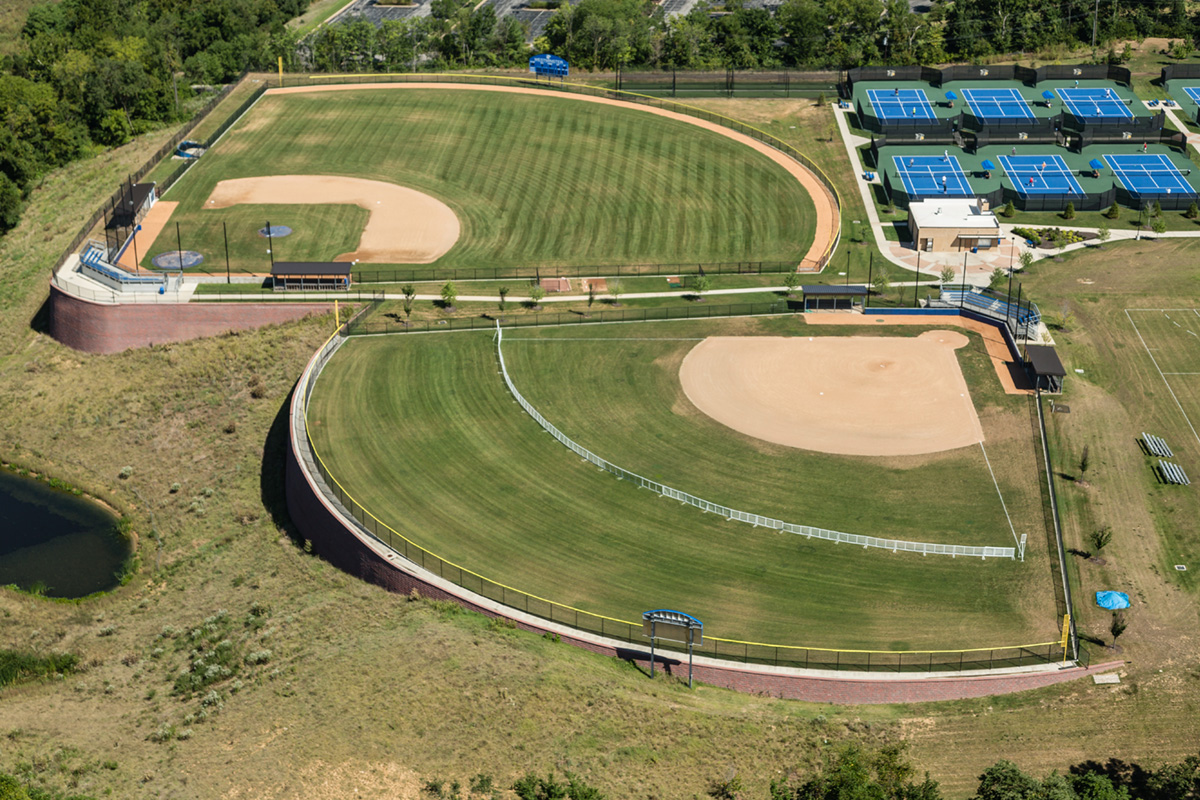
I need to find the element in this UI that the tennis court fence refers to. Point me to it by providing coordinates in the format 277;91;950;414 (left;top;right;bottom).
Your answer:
613;69;837;98
842;64;1131;98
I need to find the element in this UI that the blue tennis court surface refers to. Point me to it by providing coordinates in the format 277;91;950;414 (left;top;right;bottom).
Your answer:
961;88;1033;120
867;89;935;120
999;155;1084;195
1183;87;1200;105
1105;154;1195;196
892;155;972;196
1058;87;1132;119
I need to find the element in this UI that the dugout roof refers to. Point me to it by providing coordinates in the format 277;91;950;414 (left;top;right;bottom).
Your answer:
270;262;351;277
802;285;869;297
1025;345;1066;377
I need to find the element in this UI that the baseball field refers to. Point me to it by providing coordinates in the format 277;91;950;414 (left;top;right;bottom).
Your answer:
305;315;1058;653
137;86;822;275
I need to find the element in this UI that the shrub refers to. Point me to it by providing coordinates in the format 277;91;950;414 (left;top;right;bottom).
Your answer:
816;92;826;107
1104;202;1121;219
1063;202;1075;220
1187;201;1199;219
1001;200;1015;218
1152;200;1163;217
118;466;133;479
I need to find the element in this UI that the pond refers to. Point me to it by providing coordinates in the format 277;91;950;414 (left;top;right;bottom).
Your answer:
0;470;133;598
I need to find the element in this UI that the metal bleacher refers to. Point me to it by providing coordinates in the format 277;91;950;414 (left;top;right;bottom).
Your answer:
937;288;1041;336
1159;460;1191;486
1143;432;1174;458
79;240;165;291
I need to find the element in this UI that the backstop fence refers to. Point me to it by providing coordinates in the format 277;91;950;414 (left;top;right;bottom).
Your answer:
272;71;843;273
614;69;838;98
298;328;1068;673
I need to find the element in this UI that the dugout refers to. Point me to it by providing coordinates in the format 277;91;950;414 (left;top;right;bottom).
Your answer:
908;199;1001;252
1024;345;1066;393
271;262;352;291
801;284;868;311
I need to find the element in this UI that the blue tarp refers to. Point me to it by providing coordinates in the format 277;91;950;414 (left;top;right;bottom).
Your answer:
981;159;996;170
1096;591;1130;610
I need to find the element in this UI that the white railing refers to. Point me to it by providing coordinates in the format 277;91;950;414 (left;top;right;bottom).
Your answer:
494;324;1015;560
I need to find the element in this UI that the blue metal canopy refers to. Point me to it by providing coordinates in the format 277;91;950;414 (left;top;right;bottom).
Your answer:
1042;90;1056;100
1089;158;1105;170
981;159;996;170
945;90;957;100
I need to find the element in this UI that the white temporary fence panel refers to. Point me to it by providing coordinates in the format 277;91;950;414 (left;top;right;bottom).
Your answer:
495;325;1015;560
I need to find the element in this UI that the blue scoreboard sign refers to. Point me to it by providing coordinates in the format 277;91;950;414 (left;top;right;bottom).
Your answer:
529;54;569;78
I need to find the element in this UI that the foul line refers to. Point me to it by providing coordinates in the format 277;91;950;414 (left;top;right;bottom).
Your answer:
979;441;1022;557
503;337;705;342
1125;309;1200;446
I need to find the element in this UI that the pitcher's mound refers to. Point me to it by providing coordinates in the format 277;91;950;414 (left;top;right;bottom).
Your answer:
678;331;983;457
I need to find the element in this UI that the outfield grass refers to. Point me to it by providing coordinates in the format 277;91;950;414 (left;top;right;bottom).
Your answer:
148;88;818;276
306;318;1054;651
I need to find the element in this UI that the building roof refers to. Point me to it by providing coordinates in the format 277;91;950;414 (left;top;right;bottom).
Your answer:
908;199;1000;231
802;284;869;296
270;261;351;277
1025;345;1066;377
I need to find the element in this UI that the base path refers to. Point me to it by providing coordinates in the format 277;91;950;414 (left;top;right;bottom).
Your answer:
204;175;460;264
116;201;177;270
679;331;983;456
267;83;837;270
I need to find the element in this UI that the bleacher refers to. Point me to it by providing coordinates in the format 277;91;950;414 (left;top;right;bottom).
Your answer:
939;288;1041;330
1158;460;1191;486
79;240;165;291
1143;432;1174;458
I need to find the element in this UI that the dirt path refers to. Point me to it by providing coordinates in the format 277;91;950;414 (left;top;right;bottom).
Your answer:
204;175;460;263
805;313;1036;395
679;331;984;456
266;83;838;270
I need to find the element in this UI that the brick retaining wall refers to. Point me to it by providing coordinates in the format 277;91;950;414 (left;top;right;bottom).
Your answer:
49;283;333;354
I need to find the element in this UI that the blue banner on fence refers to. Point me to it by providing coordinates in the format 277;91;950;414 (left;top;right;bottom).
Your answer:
530;54;569;77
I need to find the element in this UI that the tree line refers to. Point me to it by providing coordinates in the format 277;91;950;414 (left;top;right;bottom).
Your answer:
0;0;308;234
308;0;1196;75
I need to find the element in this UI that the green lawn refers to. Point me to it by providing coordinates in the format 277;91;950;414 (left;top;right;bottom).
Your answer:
306;318;1056;651
150;88;818;277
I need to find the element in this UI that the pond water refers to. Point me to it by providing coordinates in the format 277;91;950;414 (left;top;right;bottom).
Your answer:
0;470;132;598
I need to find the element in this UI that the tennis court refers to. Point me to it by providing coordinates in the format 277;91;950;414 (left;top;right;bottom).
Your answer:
1058;87;1133;119
892;154;973;196
1105;154;1195;197
998;155;1084;195
961;88;1033;120
867;88;936;121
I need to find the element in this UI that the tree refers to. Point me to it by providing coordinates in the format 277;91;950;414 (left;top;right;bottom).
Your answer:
989;267;1007;290
587;283;596;310
440;280;457;310
1001;200;1015;218
1063;201;1075;220
498;285;509;312
1152;216;1168;237
940;265;957;285
692;273;712;300
1097;222;1111;247
1018;251;1034;272
1152;199;1163;218
783;271;802;297
871;265;891;299
1079;444;1090;475
529;284;546;308
1111;611;1128;643
1187;201;1199;220
608;278;624;305
1090;526;1113;552
0;773;31;800
1104;202;1121;220
973;760;1040;800
401;283;416;320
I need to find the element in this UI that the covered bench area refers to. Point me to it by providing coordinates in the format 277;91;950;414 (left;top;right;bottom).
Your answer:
1024;344;1066;393
271;262;352;291
801;284;869;312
